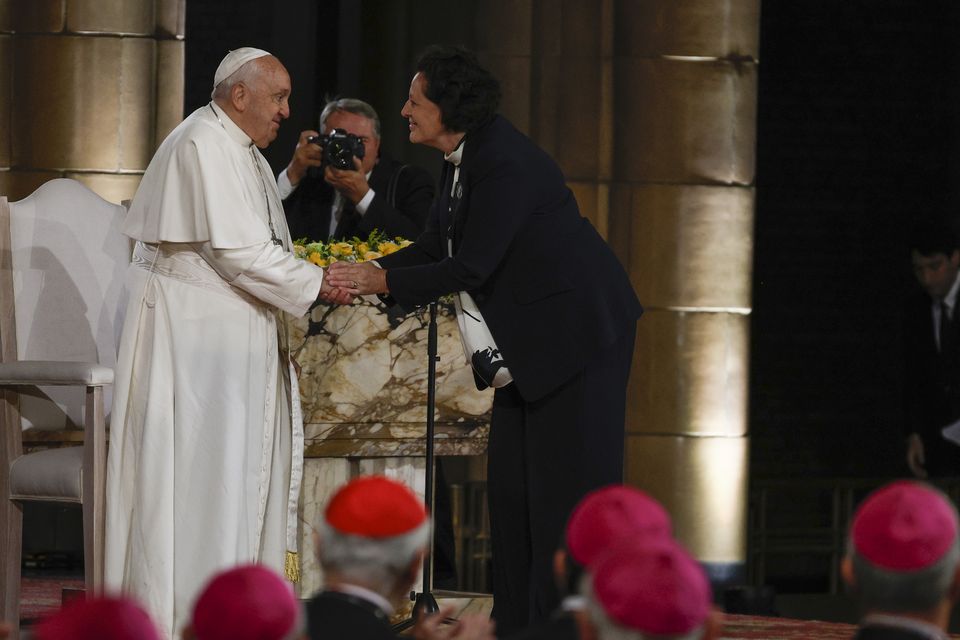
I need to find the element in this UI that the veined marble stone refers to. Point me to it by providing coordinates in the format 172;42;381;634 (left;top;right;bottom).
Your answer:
291;298;493;599
298;457;429;601
291;298;494;426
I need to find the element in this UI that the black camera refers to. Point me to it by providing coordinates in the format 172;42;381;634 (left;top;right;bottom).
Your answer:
307;128;366;170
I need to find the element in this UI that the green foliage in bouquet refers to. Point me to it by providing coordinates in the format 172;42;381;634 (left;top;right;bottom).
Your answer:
292;229;413;267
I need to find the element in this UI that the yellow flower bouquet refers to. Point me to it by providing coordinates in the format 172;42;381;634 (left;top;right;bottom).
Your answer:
292;230;413;267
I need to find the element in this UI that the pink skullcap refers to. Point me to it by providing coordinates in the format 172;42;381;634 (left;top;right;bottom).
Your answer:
33;595;161;640
566;484;672;566
591;539;711;635
851;480;959;571
191;564;298;640
325;475;427;537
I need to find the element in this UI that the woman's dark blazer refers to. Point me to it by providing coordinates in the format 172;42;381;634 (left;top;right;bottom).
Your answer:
377;115;642;402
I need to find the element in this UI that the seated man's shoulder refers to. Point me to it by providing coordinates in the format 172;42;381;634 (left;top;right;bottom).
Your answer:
305;591;396;638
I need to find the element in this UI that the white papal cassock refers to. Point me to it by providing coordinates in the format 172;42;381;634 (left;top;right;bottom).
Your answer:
105;101;323;639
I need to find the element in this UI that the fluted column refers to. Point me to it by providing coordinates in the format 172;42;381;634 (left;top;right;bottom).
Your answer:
0;0;185;204
471;0;759;582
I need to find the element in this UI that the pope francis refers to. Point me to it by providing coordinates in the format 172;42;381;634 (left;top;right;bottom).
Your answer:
104;48;350;638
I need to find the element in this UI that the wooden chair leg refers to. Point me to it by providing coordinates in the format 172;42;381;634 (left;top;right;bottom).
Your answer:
0;498;23;639
83;386;106;593
1;387;24;639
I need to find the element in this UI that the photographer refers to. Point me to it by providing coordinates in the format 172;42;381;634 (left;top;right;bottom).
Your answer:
278;98;434;241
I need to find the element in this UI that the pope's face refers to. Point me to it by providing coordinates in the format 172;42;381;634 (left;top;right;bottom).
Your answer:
239;57;291;148
400;73;447;150
323;110;380;175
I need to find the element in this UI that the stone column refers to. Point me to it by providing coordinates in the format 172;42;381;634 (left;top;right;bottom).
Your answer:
473;0;759;582
0;0;185;204
614;0;758;583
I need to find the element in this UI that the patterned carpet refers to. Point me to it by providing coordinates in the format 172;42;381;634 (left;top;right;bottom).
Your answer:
19;584;960;639
431;597;863;639
20;575;84;622
722;613;856;639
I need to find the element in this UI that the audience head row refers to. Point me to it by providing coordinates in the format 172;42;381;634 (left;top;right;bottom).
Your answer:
30;476;960;640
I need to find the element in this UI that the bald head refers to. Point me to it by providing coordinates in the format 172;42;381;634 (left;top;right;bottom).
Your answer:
212;55;291;148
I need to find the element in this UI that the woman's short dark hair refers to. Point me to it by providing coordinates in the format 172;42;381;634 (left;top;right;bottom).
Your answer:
415;45;501;133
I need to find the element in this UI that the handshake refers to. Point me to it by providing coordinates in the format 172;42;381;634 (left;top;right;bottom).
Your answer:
317;260;387;305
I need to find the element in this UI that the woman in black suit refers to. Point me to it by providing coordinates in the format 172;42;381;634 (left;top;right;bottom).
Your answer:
328;46;643;633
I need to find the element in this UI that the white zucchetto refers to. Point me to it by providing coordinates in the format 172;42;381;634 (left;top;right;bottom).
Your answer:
213;47;272;89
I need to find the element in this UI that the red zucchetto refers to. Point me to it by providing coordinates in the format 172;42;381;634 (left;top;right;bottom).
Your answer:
590;539;711;635
566;484;672;566
851;480;959;571
325;475;427;537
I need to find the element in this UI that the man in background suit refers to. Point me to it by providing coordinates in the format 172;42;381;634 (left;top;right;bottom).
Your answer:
904;226;960;477
283;97;460;591
279;98;434;242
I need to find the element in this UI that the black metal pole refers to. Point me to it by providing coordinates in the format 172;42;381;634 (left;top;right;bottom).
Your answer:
396;301;440;631
421;300;438;594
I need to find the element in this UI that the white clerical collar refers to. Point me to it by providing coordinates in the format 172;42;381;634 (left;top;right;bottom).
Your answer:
444;138;466;166
327;583;394;617
208;101;253;147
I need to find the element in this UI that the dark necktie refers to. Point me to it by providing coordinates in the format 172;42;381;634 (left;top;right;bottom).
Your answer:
332;201;356;240
941;301;956;356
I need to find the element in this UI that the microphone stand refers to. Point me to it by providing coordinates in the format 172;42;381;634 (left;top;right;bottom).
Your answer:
393;301;441;631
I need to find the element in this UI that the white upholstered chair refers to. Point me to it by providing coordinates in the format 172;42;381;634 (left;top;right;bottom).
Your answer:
0;179;131;634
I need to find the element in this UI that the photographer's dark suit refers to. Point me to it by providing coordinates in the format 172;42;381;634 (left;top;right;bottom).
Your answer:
282;150;434;241
903;291;960;476
376;115;643;632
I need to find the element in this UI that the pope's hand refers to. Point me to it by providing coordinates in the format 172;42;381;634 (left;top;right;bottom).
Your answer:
326;261;388;296
317;271;355;306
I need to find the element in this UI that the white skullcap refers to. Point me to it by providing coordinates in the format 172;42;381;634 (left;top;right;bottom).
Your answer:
213;47;272;89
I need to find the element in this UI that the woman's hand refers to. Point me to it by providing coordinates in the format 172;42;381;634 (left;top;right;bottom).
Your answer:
326;261;388;296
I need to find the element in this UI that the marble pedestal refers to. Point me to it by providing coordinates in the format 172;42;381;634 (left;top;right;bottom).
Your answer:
290;298;493;598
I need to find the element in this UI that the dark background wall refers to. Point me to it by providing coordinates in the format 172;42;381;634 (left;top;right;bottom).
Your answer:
181;0;960;480
751;0;960;478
